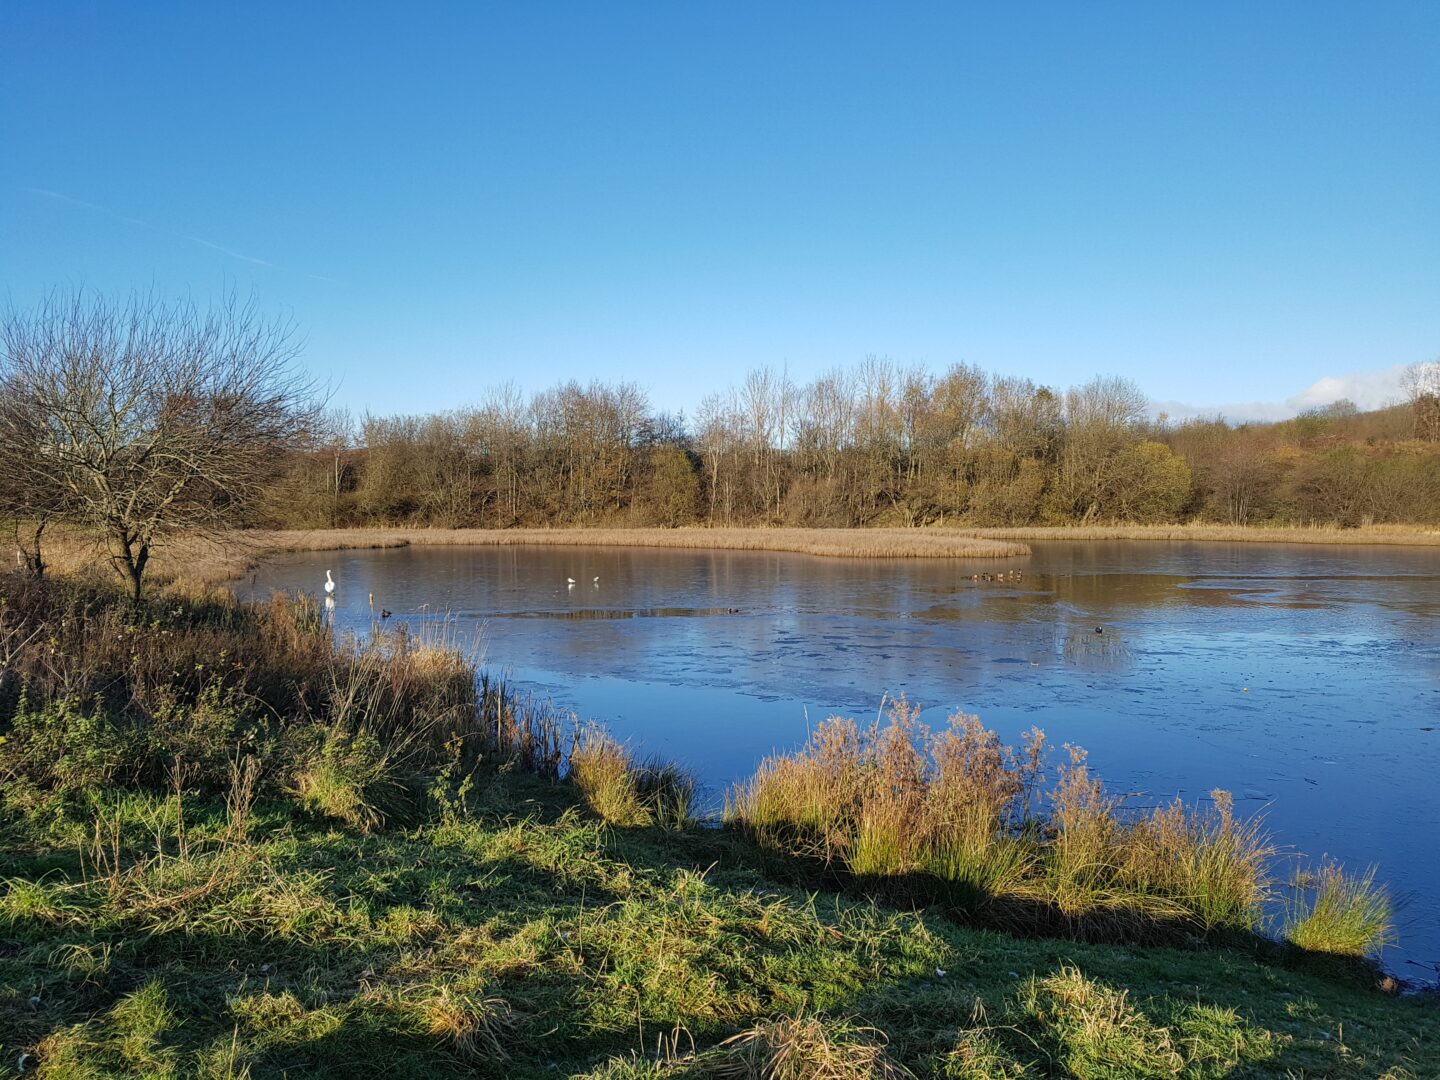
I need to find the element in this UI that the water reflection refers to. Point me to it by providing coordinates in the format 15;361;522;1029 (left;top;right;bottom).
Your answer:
1062;627;1134;672
253;540;1440;972
490;607;746;620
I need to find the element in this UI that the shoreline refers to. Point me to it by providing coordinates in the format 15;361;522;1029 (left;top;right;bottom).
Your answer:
154;526;1033;586
36;522;1440;590
953;523;1440;546
2;583;1436;1073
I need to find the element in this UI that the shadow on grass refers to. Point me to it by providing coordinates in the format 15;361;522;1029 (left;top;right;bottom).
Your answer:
0;777;1431;1079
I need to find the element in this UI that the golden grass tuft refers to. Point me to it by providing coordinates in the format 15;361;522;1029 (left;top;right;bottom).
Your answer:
705;1016;916;1080
418;988;518;1063
1017;965;1188;1077
569;725;695;828
729;702;1277;943
570;725;651;827
1284;860;1395;958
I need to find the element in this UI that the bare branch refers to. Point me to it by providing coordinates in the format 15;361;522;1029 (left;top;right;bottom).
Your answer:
0;288;320;597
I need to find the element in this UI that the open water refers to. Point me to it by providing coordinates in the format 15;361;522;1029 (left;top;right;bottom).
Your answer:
253;540;1440;976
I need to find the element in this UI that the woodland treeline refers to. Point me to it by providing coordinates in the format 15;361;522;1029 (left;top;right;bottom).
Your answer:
265;360;1440;530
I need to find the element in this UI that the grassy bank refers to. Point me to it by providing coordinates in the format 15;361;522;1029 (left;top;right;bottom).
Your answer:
0;578;1435;1077
3;772;1437;1079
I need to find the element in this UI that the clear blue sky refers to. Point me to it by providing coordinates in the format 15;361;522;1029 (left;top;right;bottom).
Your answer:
3;2;1436;422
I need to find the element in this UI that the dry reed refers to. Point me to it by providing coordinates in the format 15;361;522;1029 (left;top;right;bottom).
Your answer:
57;527;1027;588
27;521;1439;598
706;1016;916;1080
729;702;1278;944
953;522;1440;547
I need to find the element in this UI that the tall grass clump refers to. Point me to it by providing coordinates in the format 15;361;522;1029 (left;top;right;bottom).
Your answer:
569;725;695;828
0;576;498;833
1119;788;1271;934
729;699;1277;945
1284;860;1395;959
476;673;566;777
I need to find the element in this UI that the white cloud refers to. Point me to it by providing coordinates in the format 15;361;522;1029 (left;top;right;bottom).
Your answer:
1152;364;1411;424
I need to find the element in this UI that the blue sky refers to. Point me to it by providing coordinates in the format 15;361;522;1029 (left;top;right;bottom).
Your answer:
2;2;1436;423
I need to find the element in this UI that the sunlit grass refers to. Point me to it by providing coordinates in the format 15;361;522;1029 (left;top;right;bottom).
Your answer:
1;576;1433;1077
1;766;1434;1076
729;704;1276;945
1285;861;1395;959
570;725;696;829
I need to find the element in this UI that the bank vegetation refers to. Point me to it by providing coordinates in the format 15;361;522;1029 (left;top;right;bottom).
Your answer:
1;573;1434;1077
259;360;1440;536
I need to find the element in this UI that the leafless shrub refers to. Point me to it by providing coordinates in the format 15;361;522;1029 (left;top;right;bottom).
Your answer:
0;289;321;598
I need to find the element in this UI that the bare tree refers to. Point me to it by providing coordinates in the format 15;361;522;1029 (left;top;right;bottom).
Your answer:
1401;358;1440;441
0;377;61;576
0;290;320;599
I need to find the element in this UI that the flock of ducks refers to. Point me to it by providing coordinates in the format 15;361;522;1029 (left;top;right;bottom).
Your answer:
970;568;1024;583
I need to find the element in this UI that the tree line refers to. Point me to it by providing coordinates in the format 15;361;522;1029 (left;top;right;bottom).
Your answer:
265;357;1440;531
4;289;1438;603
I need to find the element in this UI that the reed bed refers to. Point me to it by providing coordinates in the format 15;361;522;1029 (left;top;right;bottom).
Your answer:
25;521;1438;598
727;699;1371;950
238;525;1026;570
954;522;1440;546
476;673;567;779
85;526;1027;588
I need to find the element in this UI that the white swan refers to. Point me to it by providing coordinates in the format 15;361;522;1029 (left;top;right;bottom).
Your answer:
567;577;576;587
324;569;336;596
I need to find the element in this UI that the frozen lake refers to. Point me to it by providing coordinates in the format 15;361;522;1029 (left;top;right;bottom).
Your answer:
254;540;1440;976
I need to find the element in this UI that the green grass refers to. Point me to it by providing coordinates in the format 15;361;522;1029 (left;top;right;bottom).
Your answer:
1285;862;1396;960
729;712;1299;951
0;773;1436;1078
0;577;1433;1077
